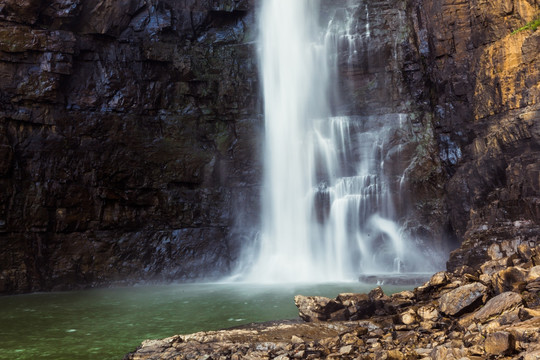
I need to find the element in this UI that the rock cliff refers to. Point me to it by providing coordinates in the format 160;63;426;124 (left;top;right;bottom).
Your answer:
0;0;539;293
410;0;540;271
0;0;261;293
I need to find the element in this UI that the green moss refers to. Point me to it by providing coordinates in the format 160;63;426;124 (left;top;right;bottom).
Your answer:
511;15;540;34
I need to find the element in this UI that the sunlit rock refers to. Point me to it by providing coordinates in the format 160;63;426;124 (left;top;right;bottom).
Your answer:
438;282;487;316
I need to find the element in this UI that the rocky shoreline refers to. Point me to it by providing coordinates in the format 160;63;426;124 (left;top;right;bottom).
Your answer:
124;242;540;359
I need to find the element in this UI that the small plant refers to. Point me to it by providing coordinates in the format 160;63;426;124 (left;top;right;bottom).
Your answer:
512;15;540;34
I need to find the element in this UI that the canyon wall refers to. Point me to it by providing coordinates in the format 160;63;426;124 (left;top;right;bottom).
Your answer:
0;0;538;293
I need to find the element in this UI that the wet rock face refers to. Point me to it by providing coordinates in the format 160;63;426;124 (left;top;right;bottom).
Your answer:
0;0;261;293
410;0;540;268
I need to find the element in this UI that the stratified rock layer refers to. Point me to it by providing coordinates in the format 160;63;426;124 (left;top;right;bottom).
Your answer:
0;0;539;293
0;0;261;293
412;0;540;269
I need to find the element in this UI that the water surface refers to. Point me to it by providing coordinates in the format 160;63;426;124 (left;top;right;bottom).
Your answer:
0;282;410;360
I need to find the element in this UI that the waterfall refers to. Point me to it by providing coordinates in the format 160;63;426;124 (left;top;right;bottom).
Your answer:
239;0;431;282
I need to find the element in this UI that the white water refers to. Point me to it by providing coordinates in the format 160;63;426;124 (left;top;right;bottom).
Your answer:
239;0;432;282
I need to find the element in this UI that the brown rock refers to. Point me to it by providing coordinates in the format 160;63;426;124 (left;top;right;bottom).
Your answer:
400;308;417;325
428;271;450;287
493;267;528;294
337;293;375;320
417;304;439;321
391;290;415;300
518;243;534;262
386;349;405;360
328;308;348;321
488;243;504;260
518;308;540;321
484;332;515;355
526;265;540;282
526;279;540;292
521;349;540;360
339;345;353;355
294;295;344;322
480;258;511;276
438;282;487;316
368;286;387;301
291;335;303;344
473;292;523;323
504;317;540;343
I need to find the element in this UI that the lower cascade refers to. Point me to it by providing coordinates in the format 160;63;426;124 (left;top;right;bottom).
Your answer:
238;0;437;282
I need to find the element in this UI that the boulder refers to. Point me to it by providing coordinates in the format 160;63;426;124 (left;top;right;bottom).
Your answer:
473;292;523;323
526;265;540;282
337;293;375;320
484;332;515;355
400;308;417;325
493;267;527;294
294;295;344;322
526;279;540;292
417;304;439;322
518;308;540;321
428;271;450;287
480;258;511;276
438;282;487;316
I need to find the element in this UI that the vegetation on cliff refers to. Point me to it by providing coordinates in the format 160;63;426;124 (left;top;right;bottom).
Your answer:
512;15;540;34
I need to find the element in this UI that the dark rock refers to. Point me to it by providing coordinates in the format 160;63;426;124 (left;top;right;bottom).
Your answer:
0;0;261;293
338;293;376;320
0;144;12;176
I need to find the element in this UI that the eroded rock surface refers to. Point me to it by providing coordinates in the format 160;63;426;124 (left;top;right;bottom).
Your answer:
0;0;261;293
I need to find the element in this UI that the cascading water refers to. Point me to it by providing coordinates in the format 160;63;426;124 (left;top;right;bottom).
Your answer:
239;0;433;282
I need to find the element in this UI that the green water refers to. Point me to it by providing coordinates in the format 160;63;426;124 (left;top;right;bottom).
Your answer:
0;282;409;360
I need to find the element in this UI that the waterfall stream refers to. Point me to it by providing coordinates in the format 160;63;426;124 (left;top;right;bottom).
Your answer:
239;0;432;282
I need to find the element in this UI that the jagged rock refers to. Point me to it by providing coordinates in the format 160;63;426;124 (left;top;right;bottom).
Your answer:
527;266;540;281
493;267;528;294
438;282;487;316
429;271;450;287
473;292;523;323
526;279;540;292
386;349;405;360
504;316;540;343
519;308;540;321
294;295;344;322
400;308;417;325
521;349;540;360
417;304;439;321
481;258;512;276
484;332;515;355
